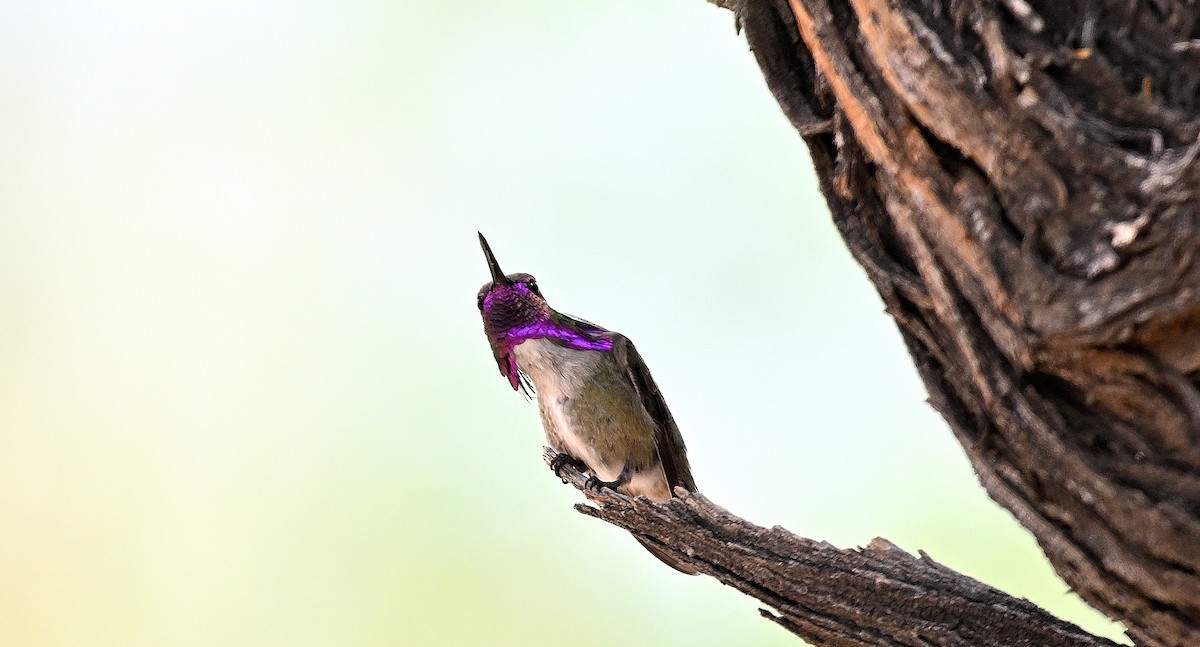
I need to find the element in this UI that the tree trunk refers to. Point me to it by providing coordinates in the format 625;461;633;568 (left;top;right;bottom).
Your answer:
700;1;1200;645
557;0;1200;645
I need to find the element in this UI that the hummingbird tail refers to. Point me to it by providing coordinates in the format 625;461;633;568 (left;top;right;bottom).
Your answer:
635;536;699;575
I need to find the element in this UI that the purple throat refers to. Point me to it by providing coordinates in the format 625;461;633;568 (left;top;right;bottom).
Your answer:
502;320;613;351
483;283;612;352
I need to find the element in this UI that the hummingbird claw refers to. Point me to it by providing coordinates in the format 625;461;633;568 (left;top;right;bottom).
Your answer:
550;452;586;478
584;465;632;494
584;475;622;493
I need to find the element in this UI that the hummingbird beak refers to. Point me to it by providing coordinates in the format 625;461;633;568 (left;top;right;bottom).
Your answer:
478;232;511;285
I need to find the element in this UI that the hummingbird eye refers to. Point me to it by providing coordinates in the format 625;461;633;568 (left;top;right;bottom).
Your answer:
526;281;541;297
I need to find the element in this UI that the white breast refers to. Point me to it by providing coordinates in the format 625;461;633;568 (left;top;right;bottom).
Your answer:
510;338;617;480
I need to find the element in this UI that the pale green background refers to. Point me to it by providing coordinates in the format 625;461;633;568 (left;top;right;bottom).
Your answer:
0;1;1127;645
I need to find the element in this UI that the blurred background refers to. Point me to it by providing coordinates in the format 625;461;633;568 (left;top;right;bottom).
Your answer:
0;1;1127;645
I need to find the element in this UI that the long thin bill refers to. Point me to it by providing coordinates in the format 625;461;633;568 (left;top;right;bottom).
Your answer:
478;232;509;284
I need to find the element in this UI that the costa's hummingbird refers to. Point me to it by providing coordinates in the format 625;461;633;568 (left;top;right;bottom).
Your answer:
475;232;697;574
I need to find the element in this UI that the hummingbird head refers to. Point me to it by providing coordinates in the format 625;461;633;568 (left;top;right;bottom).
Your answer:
476;233;614;392
476;233;552;391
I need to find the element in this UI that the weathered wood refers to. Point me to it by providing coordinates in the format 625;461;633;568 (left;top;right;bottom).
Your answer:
698;1;1200;645
548;449;1122;647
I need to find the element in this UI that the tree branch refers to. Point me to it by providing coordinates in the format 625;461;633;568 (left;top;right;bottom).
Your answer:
546;448;1122;647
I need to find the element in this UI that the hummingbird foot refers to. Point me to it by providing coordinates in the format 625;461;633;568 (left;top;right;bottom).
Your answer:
550;452;587;480
584;468;631;494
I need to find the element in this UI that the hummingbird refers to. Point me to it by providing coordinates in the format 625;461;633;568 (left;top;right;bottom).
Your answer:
475;232;697;574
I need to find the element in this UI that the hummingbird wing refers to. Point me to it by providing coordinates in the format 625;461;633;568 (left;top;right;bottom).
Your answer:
612;334;696;493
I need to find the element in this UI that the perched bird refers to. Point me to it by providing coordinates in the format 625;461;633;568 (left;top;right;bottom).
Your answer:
475;232;697;573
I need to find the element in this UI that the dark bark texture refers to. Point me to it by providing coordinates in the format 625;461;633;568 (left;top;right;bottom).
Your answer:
698;0;1200;645
550;450;1120;646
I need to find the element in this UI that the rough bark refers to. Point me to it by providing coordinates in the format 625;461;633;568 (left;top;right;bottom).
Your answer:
683;1;1200;645
550;449;1121;646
